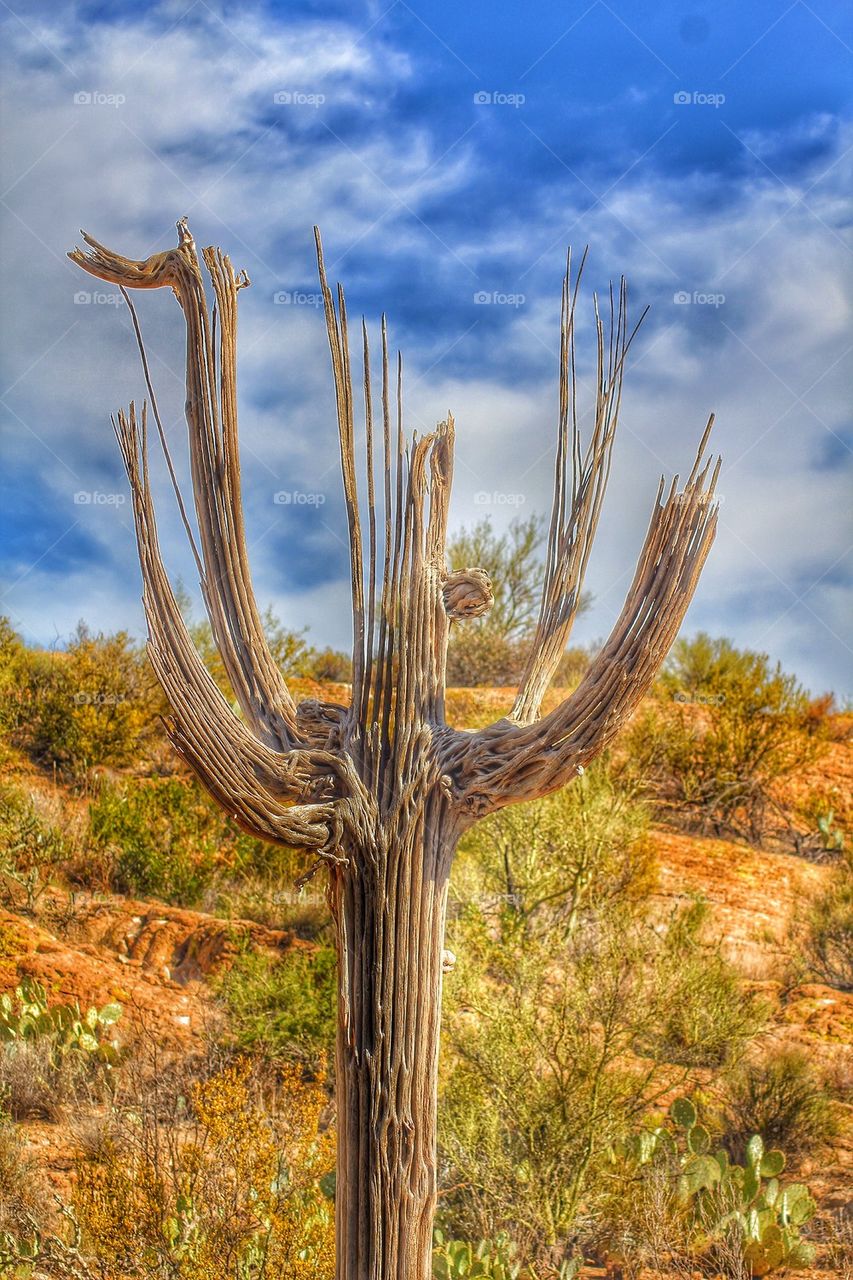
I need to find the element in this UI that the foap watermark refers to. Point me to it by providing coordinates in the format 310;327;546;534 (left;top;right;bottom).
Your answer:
474;290;525;307
74;290;122;306
74;491;126;506
673;290;725;308
673;89;725;108
273;290;323;307
673;691;727;706
274;490;326;506
473;91;525;108
474;491;526;508
73;90;125;108
273;90;325;107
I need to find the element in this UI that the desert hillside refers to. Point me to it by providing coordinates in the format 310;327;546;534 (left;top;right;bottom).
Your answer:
0;626;850;1276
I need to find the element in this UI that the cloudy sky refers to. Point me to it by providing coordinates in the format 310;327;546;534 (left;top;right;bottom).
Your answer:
1;0;851;697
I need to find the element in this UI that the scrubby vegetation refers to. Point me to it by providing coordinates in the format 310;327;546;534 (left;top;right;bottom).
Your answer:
0;786;70;914
71;1055;335;1278
0;615;848;1276
437;785;767;1267
444;519;592;688
2;621;164;781
216;943;336;1070
627;634;833;847
1;1053;336;1278
800;849;853;990
720;1049;837;1162
600;1097;819;1273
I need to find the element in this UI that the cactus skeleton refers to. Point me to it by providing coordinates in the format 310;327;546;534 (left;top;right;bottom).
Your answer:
70;220;719;1280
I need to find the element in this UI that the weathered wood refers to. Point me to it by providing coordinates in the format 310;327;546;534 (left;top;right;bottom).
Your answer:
70;220;719;1279
332;788;455;1278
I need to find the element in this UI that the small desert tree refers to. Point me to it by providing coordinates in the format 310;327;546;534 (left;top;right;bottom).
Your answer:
446;515;592;687
70;221;719;1280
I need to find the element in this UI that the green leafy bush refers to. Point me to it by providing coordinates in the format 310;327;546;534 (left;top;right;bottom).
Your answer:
441;766;763;1262
454;759;654;940
1;622;164;778
439;899;761;1259
87;776;226;904
216;944;336;1070
640;900;766;1070
443;515;593;688
0;618;29;743
86;773;326;918
210;873;329;938
300;645;352;683
631;634;823;843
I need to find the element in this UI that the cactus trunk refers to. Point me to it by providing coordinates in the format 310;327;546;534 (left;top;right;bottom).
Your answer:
331;796;453;1279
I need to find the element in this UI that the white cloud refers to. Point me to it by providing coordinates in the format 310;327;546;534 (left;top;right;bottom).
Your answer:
1;2;850;698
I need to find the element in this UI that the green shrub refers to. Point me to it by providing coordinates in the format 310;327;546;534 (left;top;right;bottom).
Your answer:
86;772;326;918
443;515;592;688
0;618;29;741
0;785;69;912
87;774;316;914
444;516;542;687
658;633;760;701
441;766;762;1261
211;873;329;938
87;776;224;904
640;900;767;1070
800;852;853;990
5;623;164;778
632;634;823;843
216;943;336;1070
454;759;654;939
721;1049;836;1161
439;899;761;1260
300;646;352;683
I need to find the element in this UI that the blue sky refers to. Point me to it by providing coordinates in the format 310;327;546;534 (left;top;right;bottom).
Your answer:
1;0;851;696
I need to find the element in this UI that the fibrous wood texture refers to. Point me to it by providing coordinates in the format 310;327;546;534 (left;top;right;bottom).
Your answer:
70;220;719;1280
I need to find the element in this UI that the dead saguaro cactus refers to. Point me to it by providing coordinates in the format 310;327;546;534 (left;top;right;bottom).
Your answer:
70;219;719;1279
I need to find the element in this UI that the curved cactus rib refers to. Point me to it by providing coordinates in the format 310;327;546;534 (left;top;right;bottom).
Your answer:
444;419;719;815
70;219;299;751
112;401;349;855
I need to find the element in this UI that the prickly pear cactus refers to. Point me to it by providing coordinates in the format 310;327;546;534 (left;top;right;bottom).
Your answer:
610;1097;817;1275
432;1231;522;1280
0;976;122;1064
